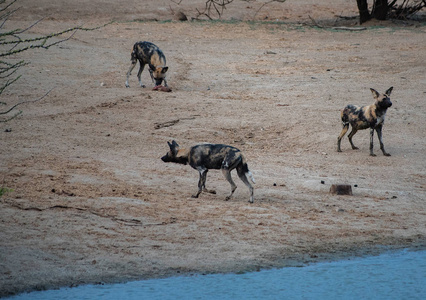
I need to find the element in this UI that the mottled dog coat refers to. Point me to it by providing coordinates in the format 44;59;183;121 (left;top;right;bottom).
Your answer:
161;141;255;203
125;41;168;88
337;87;393;156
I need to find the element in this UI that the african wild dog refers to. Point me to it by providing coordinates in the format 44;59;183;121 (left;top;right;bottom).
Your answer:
125;41;168;88
161;141;255;203
337;87;393;156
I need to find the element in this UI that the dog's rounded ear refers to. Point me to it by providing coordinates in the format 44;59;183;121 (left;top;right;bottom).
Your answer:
370;88;380;99
385;87;393;96
149;64;156;71
161;67;168;74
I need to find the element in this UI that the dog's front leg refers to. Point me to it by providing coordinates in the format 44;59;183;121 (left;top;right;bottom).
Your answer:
148;69;155;85
376;125;390;156
192;169;204;198
369;128;376;156
137;63;146;88
192;167;208;198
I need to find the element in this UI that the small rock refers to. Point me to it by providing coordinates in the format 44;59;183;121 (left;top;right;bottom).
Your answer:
176;11;188;21
330;184;352;195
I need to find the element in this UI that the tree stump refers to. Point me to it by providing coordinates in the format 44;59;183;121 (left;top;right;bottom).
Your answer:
330;184;352;195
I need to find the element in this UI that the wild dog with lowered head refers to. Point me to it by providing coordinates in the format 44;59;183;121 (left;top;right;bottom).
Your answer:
125;41;168;88
161;141;255;203
337;87;393;156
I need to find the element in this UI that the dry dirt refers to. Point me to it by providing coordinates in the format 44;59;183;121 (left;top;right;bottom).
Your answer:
1;0;426;296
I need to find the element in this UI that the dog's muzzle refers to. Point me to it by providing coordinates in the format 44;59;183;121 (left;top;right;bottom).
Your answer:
154;78;163;86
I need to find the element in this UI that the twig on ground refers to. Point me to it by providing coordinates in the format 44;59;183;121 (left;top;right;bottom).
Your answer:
1;199;171;226
154;119;180;129
308;15;367;31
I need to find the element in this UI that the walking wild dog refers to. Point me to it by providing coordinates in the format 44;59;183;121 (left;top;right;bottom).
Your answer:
337;87;393;156
125;41;168;88
161;141;255;203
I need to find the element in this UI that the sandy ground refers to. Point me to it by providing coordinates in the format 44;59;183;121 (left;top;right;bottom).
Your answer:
1;0;426;296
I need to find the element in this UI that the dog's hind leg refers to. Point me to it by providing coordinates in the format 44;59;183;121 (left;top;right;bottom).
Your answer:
125;60;137;88
369;128;377;156
237;166;254;203
222;168;237;201
375;125;390;156
348;127;359;150
337;123;349;152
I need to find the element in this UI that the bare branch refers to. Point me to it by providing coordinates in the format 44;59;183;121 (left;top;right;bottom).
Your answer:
0;22;113;58
0;109;20;122
193;0;234;20
253;0;287;19
0;6;20;29
13;16;45;35
0;59;26;73
0;88;53;119
254;0;274;19
0;74;20;94
389;0;426;19
0;0;113;55
0;0;18;13
178;0;288;21
0;1;110;123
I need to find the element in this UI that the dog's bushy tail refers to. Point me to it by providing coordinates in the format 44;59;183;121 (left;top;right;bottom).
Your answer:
247;170;255;184
341;107;350;126
130;44;138;62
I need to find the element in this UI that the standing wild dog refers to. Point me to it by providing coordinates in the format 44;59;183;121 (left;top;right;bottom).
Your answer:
125;41;168;88
337;87;393;156
161;141;255;203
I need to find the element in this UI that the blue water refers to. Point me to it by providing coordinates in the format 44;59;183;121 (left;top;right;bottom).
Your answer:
9;249;426;300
